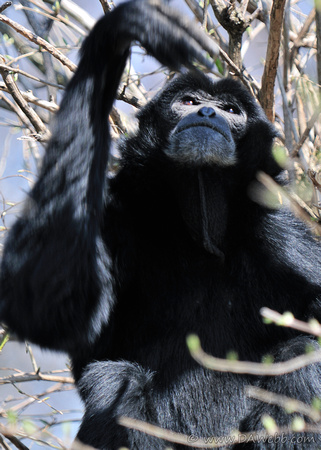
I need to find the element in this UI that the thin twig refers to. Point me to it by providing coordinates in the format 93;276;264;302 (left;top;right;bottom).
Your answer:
44;0;96;30
202;0;209;30
119;415;227;448
0;371;74;384
2;435;29;450
256;171;319;227
25;343;39;373
218;48;259;96
246;386;321;422
0;82;59;112
183;0;222;47
260;307;321;337
0;91;33;132
0;424;29;450
0;56;49;139
0;63;65;90
0;435;12;450
99;0;112;14
290;9;315;67
240;0;250;18
7;383;73;414
0;2;11;14
16;4;86;36
0;13;77;72
292;109;321;157
12;383;63;415
187;334;321;375
118;416;321;448
0;423;66;450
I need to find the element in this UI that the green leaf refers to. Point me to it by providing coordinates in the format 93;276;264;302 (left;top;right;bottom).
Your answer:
22;420;37;435
186;334;200;353
262;354;274;365
272;145;288;168
312;397;321;411
262;415;277;433
292;416;305;432
215;58;224;75
226;351;238;361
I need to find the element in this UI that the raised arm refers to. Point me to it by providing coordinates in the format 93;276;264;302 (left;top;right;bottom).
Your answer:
0;0;217;353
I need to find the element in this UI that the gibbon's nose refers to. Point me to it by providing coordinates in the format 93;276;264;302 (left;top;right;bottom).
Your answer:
198;106;216;117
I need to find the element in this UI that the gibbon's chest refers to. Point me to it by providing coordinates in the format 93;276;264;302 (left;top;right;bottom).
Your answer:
109;241;295;367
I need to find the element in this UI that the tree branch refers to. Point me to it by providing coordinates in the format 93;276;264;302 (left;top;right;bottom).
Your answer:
259;0;286;121
187;334;321;375
0;13;77;72
0;370;74;384
0;56;49;139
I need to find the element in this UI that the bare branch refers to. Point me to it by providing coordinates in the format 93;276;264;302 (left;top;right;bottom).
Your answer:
290;9;315;67
292;109;321;157
0;21;68;84
315;3;321;87
7;382;73;414
261;307;321;337
0;64;64;90
17;2;87;36
0;423;66;450
218;47;259;95
0;13;77;72
0;83;58;113
246;386;321;422
256;171;320;227
0;2;11;14
0;435;12;450
118;416;321;448
99;0;112;14
187;334;321;375
0;370;74;384
210;0;250;70
0;56;49;139
44;0;96;30
260;0;287;121
0;432;29;450
183;0;224;47
0;91;34;132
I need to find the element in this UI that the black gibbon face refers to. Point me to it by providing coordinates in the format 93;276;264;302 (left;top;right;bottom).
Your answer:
166;89;248;167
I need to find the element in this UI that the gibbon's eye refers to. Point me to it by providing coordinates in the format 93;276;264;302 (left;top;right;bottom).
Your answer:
181;96;199;106
223;104;239;114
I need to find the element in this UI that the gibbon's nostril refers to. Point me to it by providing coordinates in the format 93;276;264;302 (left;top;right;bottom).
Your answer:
198;106;216;117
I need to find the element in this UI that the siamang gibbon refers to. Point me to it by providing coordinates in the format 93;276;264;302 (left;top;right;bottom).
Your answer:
1;0;321;448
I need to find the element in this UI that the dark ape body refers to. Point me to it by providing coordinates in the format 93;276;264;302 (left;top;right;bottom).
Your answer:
1;1;321;448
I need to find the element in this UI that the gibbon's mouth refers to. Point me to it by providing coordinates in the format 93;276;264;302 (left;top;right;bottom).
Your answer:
175;122;232;142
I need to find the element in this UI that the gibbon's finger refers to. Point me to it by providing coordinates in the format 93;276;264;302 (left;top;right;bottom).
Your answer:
113;0;216;71
151;0;219;60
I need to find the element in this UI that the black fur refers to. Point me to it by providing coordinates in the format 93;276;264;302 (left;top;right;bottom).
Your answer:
1;1;321;448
